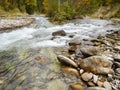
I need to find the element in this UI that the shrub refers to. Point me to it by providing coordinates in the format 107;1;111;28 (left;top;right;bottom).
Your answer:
25;4;36;14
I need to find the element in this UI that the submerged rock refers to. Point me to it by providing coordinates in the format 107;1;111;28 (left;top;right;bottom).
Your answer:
78;56;114;74
52;30;66;36
57;55;78;68
35;56;46;64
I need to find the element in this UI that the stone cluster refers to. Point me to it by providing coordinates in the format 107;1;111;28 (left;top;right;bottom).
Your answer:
57;30;120;90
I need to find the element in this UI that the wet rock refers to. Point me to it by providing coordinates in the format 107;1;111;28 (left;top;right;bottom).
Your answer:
78;56;114;74
69;83;84;90
68;45;77;54
57;55;78;68
69;34;75;38
93;75;98;84
68;39;81;46
61;67;79;77
80;46;100;57
97;80;103;87
52;30;66;36
103;81;112;90
81;72;93;81
87;87;108;90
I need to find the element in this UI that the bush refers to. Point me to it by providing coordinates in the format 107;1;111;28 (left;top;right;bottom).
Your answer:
50;2;76;22
25;4;36;14
19;5;26;12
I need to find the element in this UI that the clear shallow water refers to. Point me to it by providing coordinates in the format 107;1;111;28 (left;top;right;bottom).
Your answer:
0;16;120;90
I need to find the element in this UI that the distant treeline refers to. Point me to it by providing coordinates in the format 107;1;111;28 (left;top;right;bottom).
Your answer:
0;0;120;21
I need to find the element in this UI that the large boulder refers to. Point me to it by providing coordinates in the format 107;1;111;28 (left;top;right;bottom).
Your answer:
80;46;100;57
52;30;66;36
78;56;114;74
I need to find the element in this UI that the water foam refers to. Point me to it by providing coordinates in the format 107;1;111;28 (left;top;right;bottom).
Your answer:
0;17;120;50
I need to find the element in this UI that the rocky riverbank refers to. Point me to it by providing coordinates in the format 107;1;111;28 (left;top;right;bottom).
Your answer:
57;30;120;90
0;17;35;31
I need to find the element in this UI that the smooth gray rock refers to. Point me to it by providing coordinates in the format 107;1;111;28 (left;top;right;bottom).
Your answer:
57;55;78;68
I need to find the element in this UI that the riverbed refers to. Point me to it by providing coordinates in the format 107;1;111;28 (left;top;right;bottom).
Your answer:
0;16;120;90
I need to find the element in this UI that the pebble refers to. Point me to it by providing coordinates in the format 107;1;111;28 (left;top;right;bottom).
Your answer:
93;75;98;84
88;81;95;86
97;80;103;87
81;72;93;81
79;69;84;74
103;81;112;90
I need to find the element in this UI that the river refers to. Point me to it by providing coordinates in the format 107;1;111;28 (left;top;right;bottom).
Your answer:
0;16;120;90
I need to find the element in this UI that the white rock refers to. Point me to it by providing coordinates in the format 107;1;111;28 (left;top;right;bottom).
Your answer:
80;69;84;74
93;75;98;84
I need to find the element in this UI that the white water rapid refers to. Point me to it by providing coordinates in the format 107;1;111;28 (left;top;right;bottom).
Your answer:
0;16;120;50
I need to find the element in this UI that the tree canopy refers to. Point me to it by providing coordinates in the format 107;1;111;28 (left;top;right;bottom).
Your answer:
0;0;120;20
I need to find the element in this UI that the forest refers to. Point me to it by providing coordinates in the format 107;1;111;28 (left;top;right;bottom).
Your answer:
0;0;120;21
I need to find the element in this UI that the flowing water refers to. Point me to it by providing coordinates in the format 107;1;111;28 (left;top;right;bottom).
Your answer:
0;16;120;90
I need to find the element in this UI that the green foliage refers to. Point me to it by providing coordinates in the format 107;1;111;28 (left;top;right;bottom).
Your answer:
0;0;120;20
113;7;120;18
25;4;36;14
25;0;37;14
